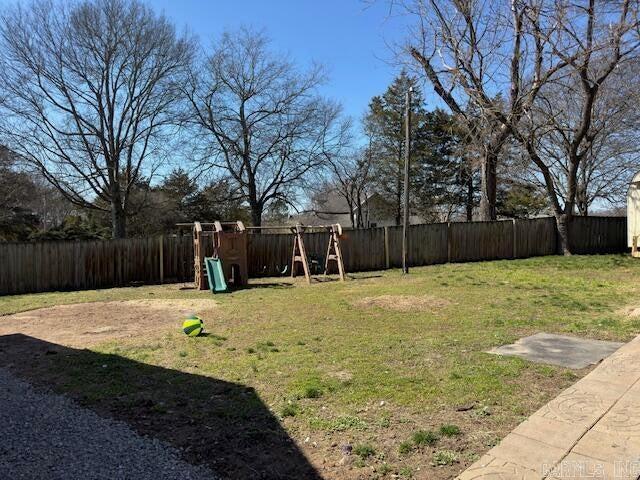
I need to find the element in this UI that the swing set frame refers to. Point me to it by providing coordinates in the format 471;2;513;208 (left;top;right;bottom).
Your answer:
245;223;346;284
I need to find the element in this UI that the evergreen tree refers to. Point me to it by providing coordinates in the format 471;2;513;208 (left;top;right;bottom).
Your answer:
126;170;250;236
364;71;429;225
496;179;549;218
413;109;472;221
365;74;475;223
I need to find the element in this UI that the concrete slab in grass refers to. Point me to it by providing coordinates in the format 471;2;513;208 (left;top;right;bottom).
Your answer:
488;333;623;369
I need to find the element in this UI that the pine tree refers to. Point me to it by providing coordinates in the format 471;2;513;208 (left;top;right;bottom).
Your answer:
364;72;429;225
413;109;472;221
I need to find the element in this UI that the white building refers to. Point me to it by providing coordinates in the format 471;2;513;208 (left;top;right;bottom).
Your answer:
288;190;424;228
627;171;640;252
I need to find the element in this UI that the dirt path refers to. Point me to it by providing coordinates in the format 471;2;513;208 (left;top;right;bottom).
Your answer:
0;299;218;347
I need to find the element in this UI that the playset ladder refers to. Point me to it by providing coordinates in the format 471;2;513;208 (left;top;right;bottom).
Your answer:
290;225;311;284
324;225;345;281
193;222;207;290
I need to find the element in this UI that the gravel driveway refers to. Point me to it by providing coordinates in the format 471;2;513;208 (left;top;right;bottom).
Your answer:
0;368;217;480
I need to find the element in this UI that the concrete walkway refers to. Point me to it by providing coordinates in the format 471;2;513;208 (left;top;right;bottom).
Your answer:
458;335;640;480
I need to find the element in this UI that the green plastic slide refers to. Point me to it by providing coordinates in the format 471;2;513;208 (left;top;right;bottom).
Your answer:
204;257;228;293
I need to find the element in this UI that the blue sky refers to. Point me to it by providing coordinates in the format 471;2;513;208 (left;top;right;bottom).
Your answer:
0;0;415;125
148;0;409;124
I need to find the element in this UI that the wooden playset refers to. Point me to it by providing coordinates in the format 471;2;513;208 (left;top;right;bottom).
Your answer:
178;221;346;293
182;221;248;292
180;221;346;291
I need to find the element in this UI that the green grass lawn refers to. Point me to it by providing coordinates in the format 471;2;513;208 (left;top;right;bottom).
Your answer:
2;254;640;479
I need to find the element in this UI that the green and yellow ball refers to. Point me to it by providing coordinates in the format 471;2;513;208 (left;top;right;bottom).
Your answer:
182;315;204;337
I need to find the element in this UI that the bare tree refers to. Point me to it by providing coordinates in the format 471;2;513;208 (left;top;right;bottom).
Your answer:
0;0;193;238
185;27;344;226
391;0;577;220
521;56;640;217
515;0;640;253
321;144;375;228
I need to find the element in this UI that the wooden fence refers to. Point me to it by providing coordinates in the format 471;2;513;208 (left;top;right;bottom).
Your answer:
0;236;194;296
0;216;627;296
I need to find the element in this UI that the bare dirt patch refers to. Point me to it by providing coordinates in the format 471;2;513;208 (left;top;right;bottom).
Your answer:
618;305;640;318
327;370;353;382
353;294;451;313
0;299;218;348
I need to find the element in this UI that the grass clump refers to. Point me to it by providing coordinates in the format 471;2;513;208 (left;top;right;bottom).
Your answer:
398;440;413;455
309;415;367;432
439;424;461;437
377;413;391;428
412;429;439;446
432;449;458;465
256;341;279;352
292;374;333;400
302;385;322;399
353;443;375;459
334;416;365;430
280;403;299;418
399;466;413;478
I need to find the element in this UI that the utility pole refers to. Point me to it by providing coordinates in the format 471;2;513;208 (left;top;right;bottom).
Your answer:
402;87;412;274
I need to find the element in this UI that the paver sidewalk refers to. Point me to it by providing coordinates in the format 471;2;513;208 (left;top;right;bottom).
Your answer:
458;335;640;480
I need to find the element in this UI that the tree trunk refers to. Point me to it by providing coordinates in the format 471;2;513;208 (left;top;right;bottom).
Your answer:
478;153;497;221
576;201;588;216
111;199;126;239
465;166;474;222
347;198;357;229
250;203;263;227
576;185;588;216
356;189;367;228
555;213;572;255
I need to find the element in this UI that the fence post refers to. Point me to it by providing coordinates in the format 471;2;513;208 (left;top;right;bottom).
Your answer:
384;227;390;269
512;218;517;259
159;235;164;284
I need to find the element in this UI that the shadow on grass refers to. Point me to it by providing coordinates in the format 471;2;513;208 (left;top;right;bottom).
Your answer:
0;334;322;480
351;274;383;280
241;282;295;290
